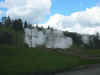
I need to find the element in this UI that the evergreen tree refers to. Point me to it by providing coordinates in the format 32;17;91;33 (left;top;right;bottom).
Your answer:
24;21;28;28
13;19;23;31
2;16;11;27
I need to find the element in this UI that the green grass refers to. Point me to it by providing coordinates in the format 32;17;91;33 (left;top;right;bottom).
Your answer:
88;49;100;55
0;48;85;73
1;47;100;75
87;49;100;64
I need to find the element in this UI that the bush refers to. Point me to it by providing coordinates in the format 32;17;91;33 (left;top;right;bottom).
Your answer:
0;31;13;44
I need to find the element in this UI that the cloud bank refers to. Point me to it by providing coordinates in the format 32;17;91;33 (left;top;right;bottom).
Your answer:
46;6;100;34
0;0;51;24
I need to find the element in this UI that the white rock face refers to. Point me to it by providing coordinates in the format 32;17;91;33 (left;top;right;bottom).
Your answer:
82;35;89;45
25;28;73;49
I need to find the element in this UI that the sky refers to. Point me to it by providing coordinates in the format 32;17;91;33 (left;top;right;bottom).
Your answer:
51;0;96;15
0;0;100;34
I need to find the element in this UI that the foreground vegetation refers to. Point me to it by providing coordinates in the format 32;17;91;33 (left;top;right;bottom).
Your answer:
0;48;80;72
0;47;100;75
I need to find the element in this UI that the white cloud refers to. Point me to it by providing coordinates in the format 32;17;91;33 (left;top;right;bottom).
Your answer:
46;6;100;34
0;10;2;15
0;10;4;18
0;0;51;24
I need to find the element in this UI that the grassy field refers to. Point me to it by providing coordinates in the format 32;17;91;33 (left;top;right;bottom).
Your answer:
88;49;100;55
0;47;99;75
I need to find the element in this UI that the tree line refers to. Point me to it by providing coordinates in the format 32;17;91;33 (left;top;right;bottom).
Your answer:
0;16;25;47
0;16;100;49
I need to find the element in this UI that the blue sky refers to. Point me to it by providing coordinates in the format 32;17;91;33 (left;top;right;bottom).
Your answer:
0;0;3;1
51;0;97;15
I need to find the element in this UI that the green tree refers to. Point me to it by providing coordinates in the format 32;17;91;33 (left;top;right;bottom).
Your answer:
13;19;23;31
64;32;83;47
24;21;28;28
93;32;100;49
2;16;12;27
12;19;23;48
